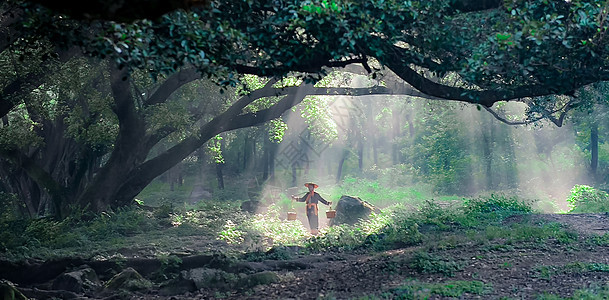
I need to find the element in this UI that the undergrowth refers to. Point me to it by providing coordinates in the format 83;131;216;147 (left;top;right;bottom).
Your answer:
0;193;545;262
567;185;609;213
538;283;609;299
379;279;492;299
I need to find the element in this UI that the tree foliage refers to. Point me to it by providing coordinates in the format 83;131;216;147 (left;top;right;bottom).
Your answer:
9;0;609;105
4;0;609;217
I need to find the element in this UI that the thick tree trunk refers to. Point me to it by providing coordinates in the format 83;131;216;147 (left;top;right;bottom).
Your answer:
75;64;151;212
3;71;312;217
112;81;313;207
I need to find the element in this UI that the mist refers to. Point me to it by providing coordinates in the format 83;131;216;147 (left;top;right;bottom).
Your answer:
254;92;592;213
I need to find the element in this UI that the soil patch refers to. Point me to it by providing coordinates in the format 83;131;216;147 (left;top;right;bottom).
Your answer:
4;213;609;299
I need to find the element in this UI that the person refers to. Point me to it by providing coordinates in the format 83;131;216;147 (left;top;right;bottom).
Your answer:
292;182;332;235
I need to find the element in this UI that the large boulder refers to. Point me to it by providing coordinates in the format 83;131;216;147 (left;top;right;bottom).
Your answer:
183;267;241;290
237;271;279;289
0;280;27;300
182;268;279;291
330;195;380;226
104;267;152;291
158;276;198;296
52;266;101;293
240;200;262;214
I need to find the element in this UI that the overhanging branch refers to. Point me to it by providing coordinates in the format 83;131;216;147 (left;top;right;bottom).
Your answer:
483;97;579;127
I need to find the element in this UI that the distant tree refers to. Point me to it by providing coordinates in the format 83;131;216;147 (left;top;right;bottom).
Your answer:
402;101;474;194
569;83;609;182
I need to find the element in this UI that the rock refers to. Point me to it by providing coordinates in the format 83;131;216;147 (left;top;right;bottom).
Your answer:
237;271;279;289
158;276;197;296
247;182;262;201
330;195;380;226
240;200;260;213
181;268;279;292
265;245;301;260
189;184;212;204
182;268;241;290
52;266;101;293
0;280;27;300
104;267;152;291
286;186;300;197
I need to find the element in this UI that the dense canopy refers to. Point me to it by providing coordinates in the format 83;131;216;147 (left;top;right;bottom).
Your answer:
9;0;609;106
2;0;609;217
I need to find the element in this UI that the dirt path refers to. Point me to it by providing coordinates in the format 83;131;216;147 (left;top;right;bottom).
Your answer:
7;213;609;299
161;213;609;299
538;213;609;236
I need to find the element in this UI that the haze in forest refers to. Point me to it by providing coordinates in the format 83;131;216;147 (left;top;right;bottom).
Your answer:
203;87;593;214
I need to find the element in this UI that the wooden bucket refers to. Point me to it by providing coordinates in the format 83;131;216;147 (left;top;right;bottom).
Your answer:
326;206;336;219
287;211;297;221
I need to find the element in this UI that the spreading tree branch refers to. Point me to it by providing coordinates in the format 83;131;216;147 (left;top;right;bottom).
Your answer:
145;68;201;106
24;0;211;21
483;97;580;127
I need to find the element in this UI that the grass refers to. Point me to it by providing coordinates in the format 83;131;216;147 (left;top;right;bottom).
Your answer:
0;201;244;261
533;262;609;281
5;179;609;300
379;279;492;299
327;176;465;208
0;186;550;262
408;251;464;276
537;283;609;299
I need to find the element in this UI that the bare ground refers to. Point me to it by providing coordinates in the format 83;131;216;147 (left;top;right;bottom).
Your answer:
5;213;609;299
192;213;609;299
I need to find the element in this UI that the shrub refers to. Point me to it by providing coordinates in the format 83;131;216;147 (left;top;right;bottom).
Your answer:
463;194;533;219
87;207;158;238
567;185;609;213
218;204;309;250
408;251;464;276
389;279;492;299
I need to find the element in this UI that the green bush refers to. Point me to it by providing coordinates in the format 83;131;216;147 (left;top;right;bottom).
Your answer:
218;204;309;250
408;251;464;276
413;199;462;229
333;176;429;208
567;185;609;213
87;207;158;238
388;279;491;299
305;205;422;251
463;194;533;219
0;192;22;222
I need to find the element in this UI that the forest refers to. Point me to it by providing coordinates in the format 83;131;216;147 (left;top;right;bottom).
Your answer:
3;0;609;299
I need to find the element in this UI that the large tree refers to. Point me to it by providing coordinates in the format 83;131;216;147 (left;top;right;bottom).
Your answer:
3;0;609;216
5;0;609;106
